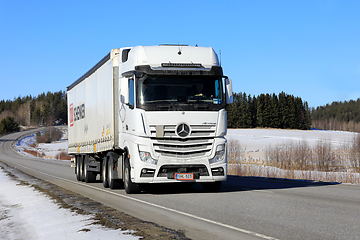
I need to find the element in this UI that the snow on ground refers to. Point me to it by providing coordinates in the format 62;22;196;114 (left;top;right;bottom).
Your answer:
226;128;359;159
15;128;68;159
37;140;68;159
2;129;140;239
226;128;360;184
0;168;139;240
15;132;38;156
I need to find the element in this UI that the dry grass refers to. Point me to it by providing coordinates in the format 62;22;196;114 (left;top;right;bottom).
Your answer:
29;142;37;148
24;150;71;160
349;134;360;172
227;134;360;184
55;151;71;160
227;139;242;164
24;149;45;158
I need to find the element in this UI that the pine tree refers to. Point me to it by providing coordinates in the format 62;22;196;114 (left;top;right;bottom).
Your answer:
269;93;280;128
244;94;253;128
0;117;19;134
31;107;41;125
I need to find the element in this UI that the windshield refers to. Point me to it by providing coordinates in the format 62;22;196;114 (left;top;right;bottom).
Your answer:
136;75;225;111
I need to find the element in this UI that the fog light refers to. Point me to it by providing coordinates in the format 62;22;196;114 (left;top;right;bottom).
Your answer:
211;167;225;176
140;168;155;177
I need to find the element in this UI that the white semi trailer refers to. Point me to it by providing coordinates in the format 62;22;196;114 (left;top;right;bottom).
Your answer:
67;45;233;193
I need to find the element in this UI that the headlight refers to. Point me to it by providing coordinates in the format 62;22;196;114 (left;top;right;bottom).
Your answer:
139;151;158;165
209;144;226;164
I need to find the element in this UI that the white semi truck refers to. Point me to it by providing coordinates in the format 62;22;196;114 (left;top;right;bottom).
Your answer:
67;45;233;193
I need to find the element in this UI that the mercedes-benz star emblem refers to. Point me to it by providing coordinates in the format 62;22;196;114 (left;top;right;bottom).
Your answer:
176;123;190;137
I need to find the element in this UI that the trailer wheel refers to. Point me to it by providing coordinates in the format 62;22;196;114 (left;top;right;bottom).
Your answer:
202;181;222;192
84;155;96;183
79;156;85;182
101;157;109;188
124;157;141;194
76;156;81;181
107;156;122;189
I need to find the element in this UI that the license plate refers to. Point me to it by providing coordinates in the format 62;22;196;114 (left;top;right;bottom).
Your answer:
175;173;194;180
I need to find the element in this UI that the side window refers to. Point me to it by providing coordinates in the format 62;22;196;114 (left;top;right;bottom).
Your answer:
122;49;131;62
128;78;135;108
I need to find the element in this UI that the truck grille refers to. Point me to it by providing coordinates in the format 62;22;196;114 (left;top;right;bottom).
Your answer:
150;124;216;158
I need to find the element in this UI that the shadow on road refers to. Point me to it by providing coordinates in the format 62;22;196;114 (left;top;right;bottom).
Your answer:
143;175;341;195
222;175;341;192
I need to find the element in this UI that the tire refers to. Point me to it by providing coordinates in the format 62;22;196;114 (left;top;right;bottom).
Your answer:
84;155;96;183
101;157;109;188
75;156;81;181
79;156;85;182
74;157;77;174
124;157;141;194
202;181;222;192
107;156;122;189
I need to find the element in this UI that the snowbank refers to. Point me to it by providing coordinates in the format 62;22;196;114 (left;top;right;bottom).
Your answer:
226;129;360;184
0;168;139;240
226;128;358;159
228;164;360;184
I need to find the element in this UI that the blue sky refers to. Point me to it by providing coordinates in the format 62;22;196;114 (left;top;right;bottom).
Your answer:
0;0;359;108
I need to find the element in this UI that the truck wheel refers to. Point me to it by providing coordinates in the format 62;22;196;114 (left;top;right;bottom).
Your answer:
84;155;96;183
76;156;81;181
101;157;109;188
107;157;122;189
202;182;222;192
124;157;141;194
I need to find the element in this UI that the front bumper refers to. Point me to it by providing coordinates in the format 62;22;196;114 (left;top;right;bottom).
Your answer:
132;159;227;184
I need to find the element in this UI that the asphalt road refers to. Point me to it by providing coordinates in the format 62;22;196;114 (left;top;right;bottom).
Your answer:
1;129;360;240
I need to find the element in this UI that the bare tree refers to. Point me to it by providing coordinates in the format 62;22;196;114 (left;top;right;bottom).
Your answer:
349;134;360;172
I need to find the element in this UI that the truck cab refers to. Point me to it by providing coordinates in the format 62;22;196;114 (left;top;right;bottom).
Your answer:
118;45;232;192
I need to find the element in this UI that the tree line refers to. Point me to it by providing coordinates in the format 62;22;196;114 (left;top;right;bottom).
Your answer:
227;92;312;130
4;89;359;134
311;98;360;132
0;91;67;128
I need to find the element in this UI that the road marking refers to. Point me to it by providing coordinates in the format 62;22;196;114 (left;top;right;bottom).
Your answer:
7;160;278;240
254;190;275;194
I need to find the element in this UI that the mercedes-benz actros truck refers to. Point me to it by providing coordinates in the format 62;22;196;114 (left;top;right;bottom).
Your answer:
67;45;233;193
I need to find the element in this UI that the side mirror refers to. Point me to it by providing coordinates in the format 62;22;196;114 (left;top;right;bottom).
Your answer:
225;78;233;104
